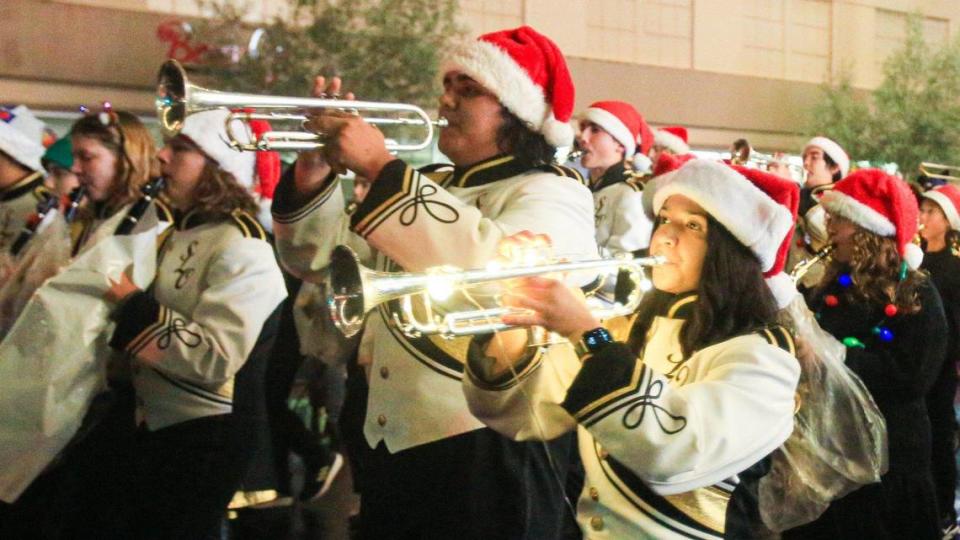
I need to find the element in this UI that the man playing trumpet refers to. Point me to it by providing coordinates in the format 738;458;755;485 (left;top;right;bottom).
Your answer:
272;26;598;539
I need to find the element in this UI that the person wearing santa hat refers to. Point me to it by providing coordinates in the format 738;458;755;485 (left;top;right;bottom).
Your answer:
578;100;655;260
786;136;851;289
0;105;52;255
919;184;960;536
464;159;800;538
650;125;690;166
98;108;287;538
783;169;946;540
272;25;597;538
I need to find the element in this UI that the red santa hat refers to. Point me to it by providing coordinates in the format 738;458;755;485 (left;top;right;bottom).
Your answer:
0;105;45;172
804;136;850;177
922;184;960;231
649;159;793;272
820;169;922;267
730;165;801;308
654;125;689;155
442;26;575;148
581;101;649;158
178;109;256;188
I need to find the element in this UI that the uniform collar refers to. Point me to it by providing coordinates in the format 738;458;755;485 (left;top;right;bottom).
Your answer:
589;161;628;192
173;208;221;230
0;170;43;201
656;291;698;319
448;154;534;188
92;200;123;220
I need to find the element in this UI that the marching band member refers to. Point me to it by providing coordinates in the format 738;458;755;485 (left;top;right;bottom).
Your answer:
464;159;801;539
68;107;164;254
579;101;655;257
918;184;960;535
106;109;287;538
273;25;597;539
42;136;79;198
785;136;849;289
650;124;691;165
0;105;50;256
784;170;946;540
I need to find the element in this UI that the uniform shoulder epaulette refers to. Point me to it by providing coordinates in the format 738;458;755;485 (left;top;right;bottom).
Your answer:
536;163;586;185
229;209;268;241
755;324;796;357
154;198;174;223
32;184;53;202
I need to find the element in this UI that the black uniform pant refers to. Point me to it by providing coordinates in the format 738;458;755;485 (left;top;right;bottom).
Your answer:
130;414;251;540
927;359;959;523
357;427;578;540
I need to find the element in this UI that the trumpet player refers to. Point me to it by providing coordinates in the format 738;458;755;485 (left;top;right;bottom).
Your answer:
272;26;597;539
785;136;849;288
918;184;960;535
463;159;801;538
0;105;50;256
578;101;655;257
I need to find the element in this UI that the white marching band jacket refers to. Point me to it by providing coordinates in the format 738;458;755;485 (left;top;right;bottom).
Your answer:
272;155;599;452
463;294;801;539
590;162;653;257
0;171;47;254
110;209;286;430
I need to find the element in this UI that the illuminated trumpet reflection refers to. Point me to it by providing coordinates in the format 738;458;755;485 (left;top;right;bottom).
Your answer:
326;245;665;339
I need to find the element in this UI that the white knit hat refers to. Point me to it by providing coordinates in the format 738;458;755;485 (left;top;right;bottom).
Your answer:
650;159;793;272
804;136;849;177
441;26;575;148
0;105;45;172
178;109;255;188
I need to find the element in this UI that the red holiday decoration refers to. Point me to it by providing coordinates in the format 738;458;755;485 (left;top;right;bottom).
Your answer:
825;295;839;307
884;304;898;317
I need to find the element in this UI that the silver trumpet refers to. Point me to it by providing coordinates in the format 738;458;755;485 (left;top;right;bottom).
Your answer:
155;59;447;152
327;245;665;339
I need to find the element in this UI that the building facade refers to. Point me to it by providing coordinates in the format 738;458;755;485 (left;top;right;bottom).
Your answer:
2;0;957;151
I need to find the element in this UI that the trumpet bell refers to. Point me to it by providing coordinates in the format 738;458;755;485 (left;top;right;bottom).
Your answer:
327;245;368;338
156;60;190;139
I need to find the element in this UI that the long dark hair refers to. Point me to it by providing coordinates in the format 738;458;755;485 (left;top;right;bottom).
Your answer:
628;216;779;359
495;108;557;166
190;158;259;218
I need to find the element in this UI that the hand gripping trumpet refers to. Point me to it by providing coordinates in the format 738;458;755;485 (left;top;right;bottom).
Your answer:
326;245;666;339
156;59;447;152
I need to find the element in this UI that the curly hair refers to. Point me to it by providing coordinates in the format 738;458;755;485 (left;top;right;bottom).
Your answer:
69;111;158;209
628;215;779;360
815;228;925;315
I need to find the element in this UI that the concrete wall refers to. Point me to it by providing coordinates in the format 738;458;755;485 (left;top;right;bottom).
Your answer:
2;0;957;150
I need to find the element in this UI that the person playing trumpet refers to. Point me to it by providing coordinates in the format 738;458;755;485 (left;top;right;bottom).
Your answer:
463;159;801;538
272;25;598;539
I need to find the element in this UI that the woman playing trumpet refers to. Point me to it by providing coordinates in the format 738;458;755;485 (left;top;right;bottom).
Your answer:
464;160;801;538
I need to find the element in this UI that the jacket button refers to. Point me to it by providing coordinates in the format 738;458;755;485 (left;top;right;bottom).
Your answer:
590;516;604;531
380;366;389;379
589;487;599;501
377;414;387;427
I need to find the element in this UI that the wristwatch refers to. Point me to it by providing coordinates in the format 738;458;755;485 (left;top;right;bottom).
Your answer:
574;326;614;357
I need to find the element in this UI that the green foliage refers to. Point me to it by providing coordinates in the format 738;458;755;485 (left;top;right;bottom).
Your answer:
193;0;463;108
807;17;960;178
